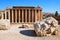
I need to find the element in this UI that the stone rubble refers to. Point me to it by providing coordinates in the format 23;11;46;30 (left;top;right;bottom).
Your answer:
34;17;59;36
0;19;10;30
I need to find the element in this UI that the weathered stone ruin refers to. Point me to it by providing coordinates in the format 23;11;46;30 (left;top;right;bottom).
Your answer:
0;19;10;30
34;17;60;36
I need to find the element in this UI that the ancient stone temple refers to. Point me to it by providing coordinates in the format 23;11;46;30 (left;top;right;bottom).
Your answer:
1;6;42;24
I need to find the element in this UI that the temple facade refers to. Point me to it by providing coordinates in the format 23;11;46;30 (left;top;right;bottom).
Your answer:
1;6;42;24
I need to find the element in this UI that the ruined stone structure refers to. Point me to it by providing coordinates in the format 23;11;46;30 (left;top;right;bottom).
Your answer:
1;6;42;24
34;17;59;36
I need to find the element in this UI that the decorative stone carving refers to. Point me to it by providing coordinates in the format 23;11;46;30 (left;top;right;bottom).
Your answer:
34;17;59;36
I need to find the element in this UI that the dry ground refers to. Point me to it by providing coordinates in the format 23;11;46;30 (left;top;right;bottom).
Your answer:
0;24;60;40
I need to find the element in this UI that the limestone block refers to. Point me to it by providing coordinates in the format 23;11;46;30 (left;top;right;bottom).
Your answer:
0;25;6;30
45;19;53;25
40;23;49;31
34;23;41;34
52;29;60;36
34;17;59;36
0;19;10;30
52;21;58;27
50;27;56;33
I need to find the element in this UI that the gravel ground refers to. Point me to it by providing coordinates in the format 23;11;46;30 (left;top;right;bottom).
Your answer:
0;24;60;40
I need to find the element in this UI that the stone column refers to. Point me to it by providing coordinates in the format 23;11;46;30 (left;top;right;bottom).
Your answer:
39;10;40;21
15;9;17;23
32;10;33;23
23;9;24;23
35;9;37;22
19;9;20;23
22;9;23;23
29;9;30;23
8;10;10;20
25;9;27;23
40;10;42;21
5;11;7;19
2;12;4;19
12;9;14;23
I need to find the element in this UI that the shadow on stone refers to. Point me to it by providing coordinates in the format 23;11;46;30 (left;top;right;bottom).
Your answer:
20;30;37;37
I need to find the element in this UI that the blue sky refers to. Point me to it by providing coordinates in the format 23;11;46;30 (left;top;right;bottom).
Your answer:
0;0;60;13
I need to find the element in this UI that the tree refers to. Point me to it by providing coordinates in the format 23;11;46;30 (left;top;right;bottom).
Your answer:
55;11;59;16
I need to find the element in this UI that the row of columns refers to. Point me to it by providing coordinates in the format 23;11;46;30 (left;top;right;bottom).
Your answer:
2;9;41;23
